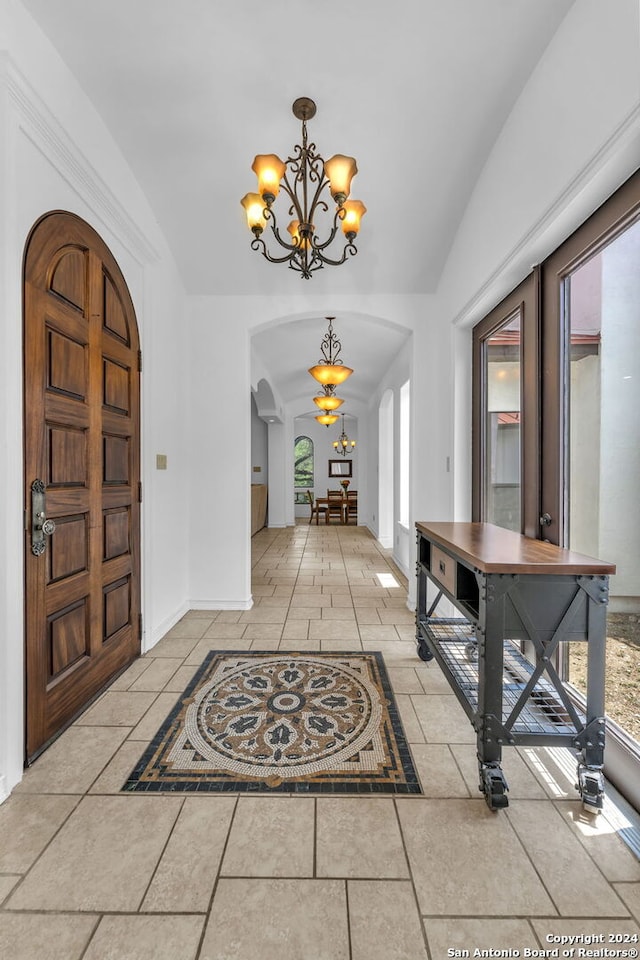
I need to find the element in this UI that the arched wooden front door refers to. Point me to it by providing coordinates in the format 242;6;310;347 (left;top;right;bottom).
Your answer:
24;211;141;761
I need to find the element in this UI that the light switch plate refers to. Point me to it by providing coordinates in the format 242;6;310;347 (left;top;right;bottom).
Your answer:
156;454;167;470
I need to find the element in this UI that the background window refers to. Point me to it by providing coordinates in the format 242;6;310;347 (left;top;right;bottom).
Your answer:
294;436;314;488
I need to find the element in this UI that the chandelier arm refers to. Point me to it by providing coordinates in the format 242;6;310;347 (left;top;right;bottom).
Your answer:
279;172;304;223
251;235;302;266
306;174;331;232
310;217;341;252
310;240;358;268
264;207;299;253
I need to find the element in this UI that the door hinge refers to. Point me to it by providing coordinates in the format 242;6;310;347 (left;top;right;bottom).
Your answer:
137;350;142;372
24;509;29;531
137;481;142;503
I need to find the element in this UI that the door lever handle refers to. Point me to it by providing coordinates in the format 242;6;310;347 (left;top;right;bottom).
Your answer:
31;479;56;556
539;513;552;527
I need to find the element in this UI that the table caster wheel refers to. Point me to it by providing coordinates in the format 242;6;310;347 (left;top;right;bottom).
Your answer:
464;640;478;662
417;641;433;662
577;764;604;814
480;763;509;811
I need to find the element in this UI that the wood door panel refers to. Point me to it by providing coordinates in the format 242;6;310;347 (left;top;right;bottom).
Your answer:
47;515;88;582
46;327;88;400
103;577;131;642
48;600;89;679
104;508;130;561
49;247;88;312
103;271;130;344
103;434;130;485
25;212;141;760
47;426;87;486
103;357;130;414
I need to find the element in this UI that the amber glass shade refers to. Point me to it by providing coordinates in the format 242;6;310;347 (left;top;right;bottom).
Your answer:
341;200;367;236
308;363;354;386
313;395;344;411
287;220;310;250
252;154;286;200
315;413;339;426
240;193;267;232
324;155;357;202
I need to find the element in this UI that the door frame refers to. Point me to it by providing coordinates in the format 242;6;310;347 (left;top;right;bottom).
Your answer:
23;209;142;761
472;270;540;538
540;169;640;547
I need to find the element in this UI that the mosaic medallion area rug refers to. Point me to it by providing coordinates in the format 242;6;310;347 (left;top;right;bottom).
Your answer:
122;651;421;794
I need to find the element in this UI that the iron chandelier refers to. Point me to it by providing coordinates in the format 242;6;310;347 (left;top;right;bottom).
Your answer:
333;413;356;456
308;317;353;425
240;98;366;279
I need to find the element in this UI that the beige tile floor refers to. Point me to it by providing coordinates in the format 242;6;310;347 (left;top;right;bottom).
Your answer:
2;523;640;960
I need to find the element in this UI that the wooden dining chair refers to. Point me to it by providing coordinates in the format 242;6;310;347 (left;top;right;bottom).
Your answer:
346;490;358;524
326;489;344;524
306;489;328;525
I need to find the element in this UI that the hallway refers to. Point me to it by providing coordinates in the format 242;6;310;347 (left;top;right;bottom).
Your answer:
1;523;639;959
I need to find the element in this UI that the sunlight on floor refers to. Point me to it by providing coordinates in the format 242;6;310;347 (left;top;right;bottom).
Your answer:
375;572;400;588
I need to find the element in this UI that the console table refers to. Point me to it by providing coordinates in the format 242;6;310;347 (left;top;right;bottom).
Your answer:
415;521;615;812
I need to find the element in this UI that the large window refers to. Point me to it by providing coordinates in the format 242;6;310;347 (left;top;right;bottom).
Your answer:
472;168;640;806
294;436;314;488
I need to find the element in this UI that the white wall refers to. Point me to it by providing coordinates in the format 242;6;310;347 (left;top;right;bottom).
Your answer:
439;0;640;329
250;393;268;482
0;0;190;798
437;0;640;527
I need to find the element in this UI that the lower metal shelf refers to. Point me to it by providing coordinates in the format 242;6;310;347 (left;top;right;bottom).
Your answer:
417;616;586;738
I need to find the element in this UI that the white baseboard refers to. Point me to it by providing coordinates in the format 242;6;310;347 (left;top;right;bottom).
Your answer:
145;602;190;651
189;598;253;611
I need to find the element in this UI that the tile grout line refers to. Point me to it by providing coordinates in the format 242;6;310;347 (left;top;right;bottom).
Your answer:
392;795;432;960
135;795;187;912
193;794;240;960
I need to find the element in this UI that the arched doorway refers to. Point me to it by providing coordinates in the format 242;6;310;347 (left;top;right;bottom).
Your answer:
23;211;141;761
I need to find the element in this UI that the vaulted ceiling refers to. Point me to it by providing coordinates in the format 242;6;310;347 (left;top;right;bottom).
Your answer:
21;0;575;407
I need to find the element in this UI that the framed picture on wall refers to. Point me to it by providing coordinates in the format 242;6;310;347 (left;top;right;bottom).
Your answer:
328;460;352;478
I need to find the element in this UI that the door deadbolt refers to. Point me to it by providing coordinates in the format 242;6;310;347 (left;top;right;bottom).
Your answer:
31;479;56;556
539;513;552;526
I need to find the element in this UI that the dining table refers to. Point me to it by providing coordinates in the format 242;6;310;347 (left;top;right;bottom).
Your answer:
315;494;354;524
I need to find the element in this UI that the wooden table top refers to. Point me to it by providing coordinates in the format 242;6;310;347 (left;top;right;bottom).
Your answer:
415;521;616;576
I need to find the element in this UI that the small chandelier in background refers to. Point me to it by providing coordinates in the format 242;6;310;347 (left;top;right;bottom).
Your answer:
333;413;356;456
240;98;366;280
